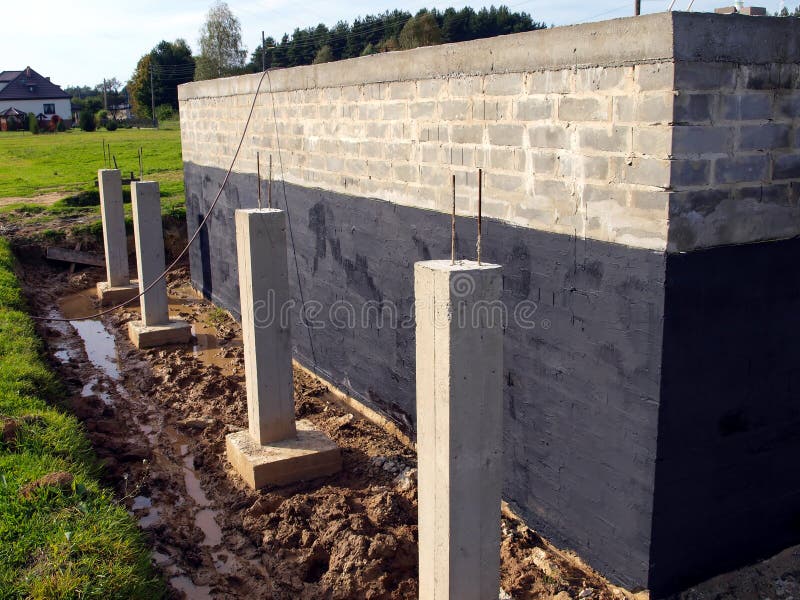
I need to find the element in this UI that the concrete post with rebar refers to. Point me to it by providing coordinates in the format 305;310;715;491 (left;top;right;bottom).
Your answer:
415;259;504;600
126;181;191;348
225;208;341;489
96;169;139;305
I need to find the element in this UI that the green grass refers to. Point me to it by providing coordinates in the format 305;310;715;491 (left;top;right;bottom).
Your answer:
0;128;183;200
0;238;164;599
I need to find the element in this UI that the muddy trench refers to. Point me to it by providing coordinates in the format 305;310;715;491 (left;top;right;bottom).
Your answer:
12;242;638;600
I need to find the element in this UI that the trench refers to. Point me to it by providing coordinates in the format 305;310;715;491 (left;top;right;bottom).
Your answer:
52;286;258;598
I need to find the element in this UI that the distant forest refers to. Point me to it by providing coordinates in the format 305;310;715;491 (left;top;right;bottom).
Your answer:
247;6;547;70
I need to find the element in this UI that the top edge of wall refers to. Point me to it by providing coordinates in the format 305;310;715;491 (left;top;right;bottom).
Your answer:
178;13;674;99
178;12;800;100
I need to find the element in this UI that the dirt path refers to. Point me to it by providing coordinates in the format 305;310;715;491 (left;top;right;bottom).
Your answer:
14;254;800;600
0;191;65;207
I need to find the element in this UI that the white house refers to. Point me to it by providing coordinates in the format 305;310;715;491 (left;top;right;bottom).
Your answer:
0;67;71;126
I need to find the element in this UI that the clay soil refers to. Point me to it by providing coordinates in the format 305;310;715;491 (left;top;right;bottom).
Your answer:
10;246;800;600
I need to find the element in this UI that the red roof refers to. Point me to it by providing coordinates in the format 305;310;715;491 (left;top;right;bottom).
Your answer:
0;67;70;101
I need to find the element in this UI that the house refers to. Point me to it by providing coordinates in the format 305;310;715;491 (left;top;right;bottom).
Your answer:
0;67;72;128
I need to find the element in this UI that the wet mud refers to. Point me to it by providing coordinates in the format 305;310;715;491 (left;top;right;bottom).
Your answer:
14;255;798;600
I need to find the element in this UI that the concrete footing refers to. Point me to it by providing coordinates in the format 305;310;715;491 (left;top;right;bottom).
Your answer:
415;259;504;600
226;208;341;489
96;280;140;306
127;319;192;349
226;419;341;488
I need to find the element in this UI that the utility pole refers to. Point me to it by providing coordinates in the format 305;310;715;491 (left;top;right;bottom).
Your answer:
103;78;108;110
150;66;157;129
262;31;266;71
635;0;641;14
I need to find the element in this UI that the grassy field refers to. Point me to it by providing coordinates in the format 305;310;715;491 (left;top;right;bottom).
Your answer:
0;127;183;201
0;238;164;599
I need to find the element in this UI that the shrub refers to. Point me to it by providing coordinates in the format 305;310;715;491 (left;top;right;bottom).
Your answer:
154;104;174;122
95;109;109;128
105;120;118;131
27;113;39;135
56;119;66;132
6;116;18;131
78;110;95;132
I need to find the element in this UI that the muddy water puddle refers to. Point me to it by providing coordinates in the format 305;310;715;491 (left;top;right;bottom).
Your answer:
50;286;259;597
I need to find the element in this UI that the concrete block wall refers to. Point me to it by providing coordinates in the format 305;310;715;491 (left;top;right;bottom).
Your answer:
180;12;800;596
180;15;678;252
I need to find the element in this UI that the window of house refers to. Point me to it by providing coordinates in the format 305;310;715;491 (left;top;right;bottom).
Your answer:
43;104;55;115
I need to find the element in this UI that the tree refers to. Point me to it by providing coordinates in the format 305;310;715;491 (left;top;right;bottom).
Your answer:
128;40;194;119
313;45;334;64
399;12;442;49
195;1;247;80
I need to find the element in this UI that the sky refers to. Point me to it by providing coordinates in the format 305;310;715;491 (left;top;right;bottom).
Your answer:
0;0;788;89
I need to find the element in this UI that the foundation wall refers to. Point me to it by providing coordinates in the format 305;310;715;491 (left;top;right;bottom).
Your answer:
179;12;800;594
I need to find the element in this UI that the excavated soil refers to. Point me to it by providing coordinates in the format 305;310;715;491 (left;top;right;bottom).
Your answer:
12;250;800;600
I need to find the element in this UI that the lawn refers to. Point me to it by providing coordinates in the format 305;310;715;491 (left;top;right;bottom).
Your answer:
0;127;183;201
0;238;164;599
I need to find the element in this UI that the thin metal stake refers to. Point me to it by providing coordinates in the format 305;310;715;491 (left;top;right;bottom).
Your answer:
102;139;106;168
451;174;456;265
112;155;118;170
268;154;273;209
138;147;144;180
477;168;482;265
257;151;262;209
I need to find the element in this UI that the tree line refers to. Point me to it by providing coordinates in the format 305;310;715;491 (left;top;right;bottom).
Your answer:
70;2;545;122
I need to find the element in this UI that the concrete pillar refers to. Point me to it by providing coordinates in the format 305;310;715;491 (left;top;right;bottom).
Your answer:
414;259;504;600
126;181;190;348
96;169;138;305
226;208;340;489
237;208;296;444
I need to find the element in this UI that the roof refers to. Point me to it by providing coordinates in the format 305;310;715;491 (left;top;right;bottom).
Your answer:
0;67;70;101
0;106;25;117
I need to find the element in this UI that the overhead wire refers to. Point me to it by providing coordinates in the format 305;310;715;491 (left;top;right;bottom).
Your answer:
31;67;271;323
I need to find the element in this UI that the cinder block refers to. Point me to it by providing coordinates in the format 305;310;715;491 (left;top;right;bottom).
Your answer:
714;155;769;184
576;66;629;91
671;159;711;188
630;189;671;211
226;420;341;489
636;62;675;91
773;153;800;180
719;94;772;121
558;97;609;121
515;97;553;121
529;124;569;149
389;81;416;100
581;156;610;180
410;101;437;119
527;69;572;94
623;158;672;188
450;124;484;144
484;72;523;96
440;99;471;121
488;123;525;147
674;93;713;123
637;93;674;123
578;126;630;153
382;102;407;120
739;124;791;151
672;126;733;155
633;127;672;157
675;62;737;91
418;79;445;98
448;77;481;97
775;92;800;119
